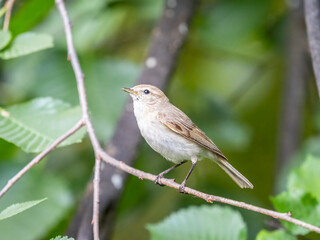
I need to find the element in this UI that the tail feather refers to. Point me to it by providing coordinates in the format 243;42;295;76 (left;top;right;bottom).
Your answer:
216;158;253;189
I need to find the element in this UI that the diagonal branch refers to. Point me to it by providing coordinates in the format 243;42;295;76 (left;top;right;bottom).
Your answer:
3;0;15;31
98;151;320;234
0;119;84;198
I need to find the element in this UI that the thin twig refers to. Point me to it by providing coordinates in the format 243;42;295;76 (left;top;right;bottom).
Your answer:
55;0;102;239
92;157;101;236
0;119;84;199
3;0;15;31
98;151;320;234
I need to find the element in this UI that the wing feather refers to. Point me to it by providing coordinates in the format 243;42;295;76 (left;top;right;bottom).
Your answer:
158;106;227;160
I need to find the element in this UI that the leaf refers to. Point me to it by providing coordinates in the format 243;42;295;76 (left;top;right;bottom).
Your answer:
0;138;16;159
288;155;320;198
10;0;54;35
0;32;53;59
0;30;11;50
1;55;139;141
0;163;73;240
272;192;320;235
271;155;320;235
0;97;86;153
50;236;75;240
147;205;247;240
0;198;46;220
256;230;296;240
269;155;320;235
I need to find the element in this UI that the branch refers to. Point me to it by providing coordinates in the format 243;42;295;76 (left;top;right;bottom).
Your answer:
276;5;306;186
55;0;103;239
0;119;84;198
3;0;15;31
98;151;320;234
304;0;320;94
66;0;198;239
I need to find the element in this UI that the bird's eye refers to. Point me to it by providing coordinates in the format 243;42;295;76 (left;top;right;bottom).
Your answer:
144;89;150;94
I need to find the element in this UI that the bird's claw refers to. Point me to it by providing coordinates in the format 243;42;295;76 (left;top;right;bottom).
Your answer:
155;175;165;186
179;184;187;194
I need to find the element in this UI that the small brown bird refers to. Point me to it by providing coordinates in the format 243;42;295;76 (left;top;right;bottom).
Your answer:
123;84;253;193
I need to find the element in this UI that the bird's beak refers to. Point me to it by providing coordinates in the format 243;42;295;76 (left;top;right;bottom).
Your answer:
122;88;139;95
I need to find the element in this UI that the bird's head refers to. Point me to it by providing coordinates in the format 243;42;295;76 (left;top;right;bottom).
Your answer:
122;84;169;107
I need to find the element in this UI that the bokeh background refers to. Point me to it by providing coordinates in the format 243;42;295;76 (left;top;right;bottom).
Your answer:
0;0;319;239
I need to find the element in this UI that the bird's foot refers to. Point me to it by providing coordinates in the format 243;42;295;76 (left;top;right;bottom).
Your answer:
155;174;165;186
179;183;188;194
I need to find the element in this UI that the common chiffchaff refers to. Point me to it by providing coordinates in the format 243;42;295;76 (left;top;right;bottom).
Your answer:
123;84;253;192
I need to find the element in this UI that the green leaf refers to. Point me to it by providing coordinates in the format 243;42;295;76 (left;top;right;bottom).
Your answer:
0;138;16;159
271;155;320;235
10;0;54;35
0;163;73;240
288;155;320;198
256;230;296;240
50;236;75;240
0;30;12;50
147;205;247;240
272;192;320;235
0;32;53;59
0;97;86;153
0;198;46;220
1;56;138;141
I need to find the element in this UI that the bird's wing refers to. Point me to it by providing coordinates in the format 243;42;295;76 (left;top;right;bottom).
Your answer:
157;106;227;160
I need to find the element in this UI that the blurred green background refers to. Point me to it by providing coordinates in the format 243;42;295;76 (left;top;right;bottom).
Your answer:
0;0;319;239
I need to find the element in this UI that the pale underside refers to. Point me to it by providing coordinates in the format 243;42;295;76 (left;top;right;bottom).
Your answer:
135;102;226;164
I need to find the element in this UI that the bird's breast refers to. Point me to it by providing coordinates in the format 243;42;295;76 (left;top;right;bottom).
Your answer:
135;112;202;163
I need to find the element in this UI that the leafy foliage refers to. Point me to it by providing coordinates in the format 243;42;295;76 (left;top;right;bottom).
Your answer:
0;163;73;240
272;155;320;235
0;30;11;50
147;205;247;240
50;236;75;240
10;0;54;35
288;155;320;198
0;97;85;153
0;198;46;220
256;230;296;240
2;55;139;141
0;32;53;59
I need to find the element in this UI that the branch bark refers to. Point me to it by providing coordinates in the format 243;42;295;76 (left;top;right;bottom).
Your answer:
55;0;104;239
66;0;198;239
304;0;320;95
3;0;15;31
276;5;306;187
0;119;84;198
97;151;320;234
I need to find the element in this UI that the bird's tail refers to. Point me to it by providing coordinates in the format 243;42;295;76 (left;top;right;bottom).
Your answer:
215;158;253;189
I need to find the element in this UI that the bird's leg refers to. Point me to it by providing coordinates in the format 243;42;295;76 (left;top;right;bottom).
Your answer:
179;156;197;193
155;160;187;186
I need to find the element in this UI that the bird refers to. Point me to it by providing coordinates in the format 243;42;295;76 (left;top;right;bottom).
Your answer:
122;84;253;193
